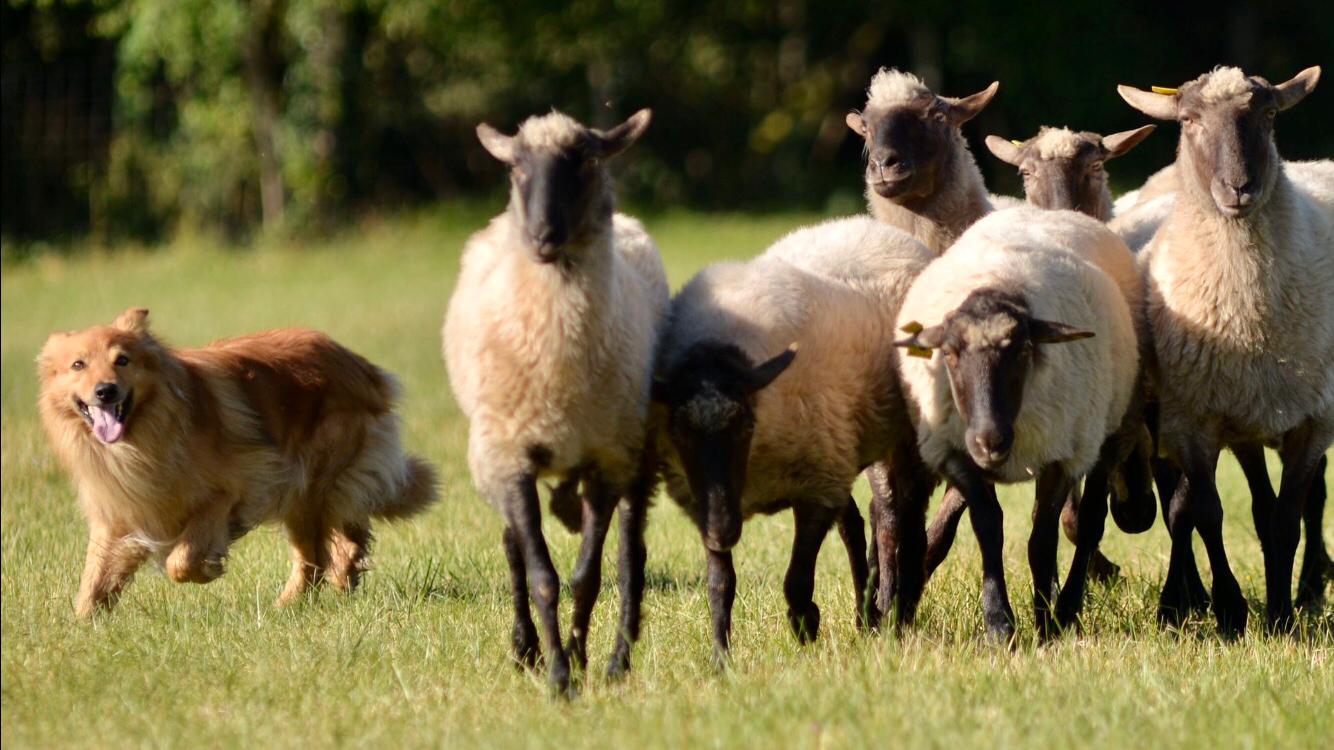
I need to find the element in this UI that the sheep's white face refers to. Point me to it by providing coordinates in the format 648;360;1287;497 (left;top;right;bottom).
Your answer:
475;109;652;262
1118;66;1320;219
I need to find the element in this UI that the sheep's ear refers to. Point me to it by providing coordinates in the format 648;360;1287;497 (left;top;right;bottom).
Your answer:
984;135;1024;166
846;112;868;138
476;123;517;164
893;322;945;358
1274;66;1320;111
942;81;999;125
595;109;651;158
1117;85;1178;121
1030;319;1095;344
744;344;797;392
1102;125;1156;159
114;307;150;334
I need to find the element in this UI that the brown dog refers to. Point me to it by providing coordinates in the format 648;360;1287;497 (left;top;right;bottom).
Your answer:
37;308;438;617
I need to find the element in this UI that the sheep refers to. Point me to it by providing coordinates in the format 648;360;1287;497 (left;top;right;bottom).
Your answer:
845;68;1000;254
442;108;668;693
652;216;935;661
1118;66;1332;633
893;207;1141;641
984;125;1157;222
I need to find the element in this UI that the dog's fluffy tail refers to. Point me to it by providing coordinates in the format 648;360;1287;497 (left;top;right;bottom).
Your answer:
377;455;439;520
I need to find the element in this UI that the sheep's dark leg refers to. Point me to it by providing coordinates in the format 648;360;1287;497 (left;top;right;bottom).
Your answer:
1296;456;1330;610
707;547;736;668
1264;425;1328;631
835;497;872;632
785;504;837;643
1030;465;1070;641
864;474;883;630
888;451;932;629
944;454;1014;645
608;487;648;679
1154;458;1210;621
565;474;617;672
504;474;572;695
503;526;540;669
1232;442;1276;549
1058;458;1111;630
1177;444;1248;637
924;486;967;582
866;463;892;621
1063;486;1121;583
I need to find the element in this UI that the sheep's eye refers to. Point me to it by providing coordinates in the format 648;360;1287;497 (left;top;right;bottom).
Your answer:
1089;160;1104;173
933;110;948;123
114;354;130;367
1019;169;1032;179
1265;108;1277;120
71;360;85;371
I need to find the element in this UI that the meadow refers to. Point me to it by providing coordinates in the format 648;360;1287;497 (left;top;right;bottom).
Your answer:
2;205;1331;749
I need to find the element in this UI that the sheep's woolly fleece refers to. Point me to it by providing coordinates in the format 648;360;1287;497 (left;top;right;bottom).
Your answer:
443;211;669;502
866;68;933;109
1032;127;1086;160
515;111;585;152
657;216;933;514
1195;66;1256;103
896;209;1138;483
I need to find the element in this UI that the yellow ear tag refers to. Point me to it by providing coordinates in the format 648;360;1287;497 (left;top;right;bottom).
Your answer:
906;346;934;359
1151;86;1179;95
1010;139;1024;146
900;321;924;335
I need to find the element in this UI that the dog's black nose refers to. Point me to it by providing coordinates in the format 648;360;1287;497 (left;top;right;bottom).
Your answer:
94;383;120;403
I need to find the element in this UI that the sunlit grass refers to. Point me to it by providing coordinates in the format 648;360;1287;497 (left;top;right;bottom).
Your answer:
2;206;1330;748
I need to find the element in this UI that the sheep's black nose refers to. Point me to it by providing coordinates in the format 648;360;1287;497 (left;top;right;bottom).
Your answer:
94;383;120;403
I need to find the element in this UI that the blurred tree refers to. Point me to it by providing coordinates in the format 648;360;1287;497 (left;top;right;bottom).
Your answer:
3;0;1331;242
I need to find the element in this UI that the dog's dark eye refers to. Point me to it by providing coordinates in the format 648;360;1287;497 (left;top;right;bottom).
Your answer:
71;360;85;371
114;354;130;367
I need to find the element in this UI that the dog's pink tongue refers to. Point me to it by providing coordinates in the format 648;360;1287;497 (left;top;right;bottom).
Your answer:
90;406;124;444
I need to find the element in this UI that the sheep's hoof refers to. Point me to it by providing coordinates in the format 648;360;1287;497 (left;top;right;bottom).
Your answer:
606;645;632;681
983;614;1017;649
565;635;588;671
1087;552;1121;583
1294;556;1330;611
512;622;540;671
788;602;821;644
1212;584;1248;639
548;659;574;700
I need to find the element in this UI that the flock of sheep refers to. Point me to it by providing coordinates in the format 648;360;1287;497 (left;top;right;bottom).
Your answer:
441;65;1333;695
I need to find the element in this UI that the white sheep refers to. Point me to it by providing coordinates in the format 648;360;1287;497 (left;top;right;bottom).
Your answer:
845;69;999;253
1119;65;1333;633
652;216;934;660
894;208;1140;641
443;109;668;692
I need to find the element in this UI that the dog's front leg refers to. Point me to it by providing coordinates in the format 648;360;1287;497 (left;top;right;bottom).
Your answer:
76;523;150;617
165;496;235;584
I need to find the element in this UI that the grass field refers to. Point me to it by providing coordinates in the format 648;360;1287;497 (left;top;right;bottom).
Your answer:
2;206;1331;749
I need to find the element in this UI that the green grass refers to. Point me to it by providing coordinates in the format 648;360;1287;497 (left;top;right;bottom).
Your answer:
2;206;1331;749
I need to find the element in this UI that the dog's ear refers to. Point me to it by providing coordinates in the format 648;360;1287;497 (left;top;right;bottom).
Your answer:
35;332;69;375
115;308;150;334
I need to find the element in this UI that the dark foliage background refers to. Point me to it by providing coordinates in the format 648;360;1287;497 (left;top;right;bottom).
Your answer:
3;0;1331;242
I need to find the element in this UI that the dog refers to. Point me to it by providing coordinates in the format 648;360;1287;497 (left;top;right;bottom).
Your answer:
37;307;438;617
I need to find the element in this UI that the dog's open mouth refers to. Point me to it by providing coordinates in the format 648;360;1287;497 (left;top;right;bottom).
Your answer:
76;391;133;445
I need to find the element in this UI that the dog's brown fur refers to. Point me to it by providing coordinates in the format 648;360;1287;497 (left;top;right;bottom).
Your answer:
37;308;438;617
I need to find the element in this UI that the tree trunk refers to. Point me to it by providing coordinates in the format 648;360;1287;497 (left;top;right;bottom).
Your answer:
243;0;287;230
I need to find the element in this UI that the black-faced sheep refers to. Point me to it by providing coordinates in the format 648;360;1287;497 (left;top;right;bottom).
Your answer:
443;109;668;692
1119;65;1333;633
845;69;999;254
894;208;1142;641
653;217;934;662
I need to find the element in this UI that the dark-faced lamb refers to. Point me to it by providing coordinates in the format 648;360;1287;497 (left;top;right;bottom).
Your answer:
443;109;668;693
653;217;935;662
1119;65;1333;632
894;208;1142;642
